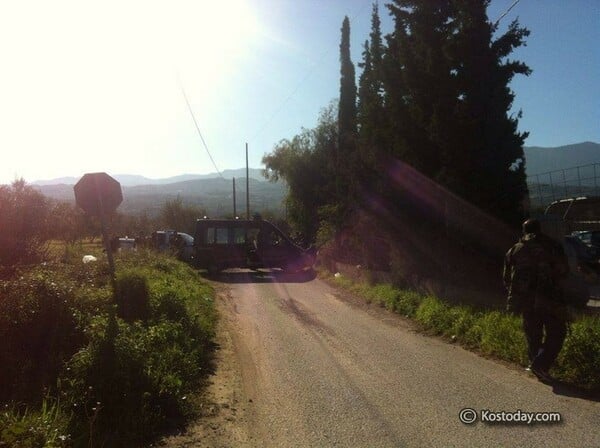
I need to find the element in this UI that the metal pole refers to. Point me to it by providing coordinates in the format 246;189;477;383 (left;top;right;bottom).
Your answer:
233;177;237;218
562;169;568;197
94;176;116;295
594;163;598;196
536;175;543;209
549;171;555;202
246;143;250;220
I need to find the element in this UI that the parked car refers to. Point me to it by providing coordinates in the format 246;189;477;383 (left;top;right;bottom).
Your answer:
194;217;316;274
571;230;600;257
563;235;600;275
150;230;195;262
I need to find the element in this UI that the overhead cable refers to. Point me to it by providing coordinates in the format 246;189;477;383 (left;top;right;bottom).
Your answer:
251;0;372;142
177;74;224;179
494;0;522;26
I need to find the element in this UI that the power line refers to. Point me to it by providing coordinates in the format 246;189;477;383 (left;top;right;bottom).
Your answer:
251;0;372;143
177;74;224;179
494;0;522;27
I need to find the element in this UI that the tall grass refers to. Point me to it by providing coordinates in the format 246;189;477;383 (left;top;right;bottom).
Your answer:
0;248;216;446
332;273;599;391
0;397;71;448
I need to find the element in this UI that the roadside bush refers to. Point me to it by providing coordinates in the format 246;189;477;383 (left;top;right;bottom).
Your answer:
447;307;479;341
1;249;216;446
394;290;422;317
369;284;399;310
115;271;150;322
329;271;599;391
0;267;105;403
475;311;527;364
415;296;453;335
554;317;600;389
65;315;207;446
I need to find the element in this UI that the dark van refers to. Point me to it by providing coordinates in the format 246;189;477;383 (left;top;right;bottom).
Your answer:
194;217;315;274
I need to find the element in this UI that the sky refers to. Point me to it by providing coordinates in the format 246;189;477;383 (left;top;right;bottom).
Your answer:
0;0;598;184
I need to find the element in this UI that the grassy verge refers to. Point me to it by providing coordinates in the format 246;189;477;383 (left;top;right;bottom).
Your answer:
328;272;600;392
0;247;216;447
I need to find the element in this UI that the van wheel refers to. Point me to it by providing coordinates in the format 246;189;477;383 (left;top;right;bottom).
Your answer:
207;264;221;276
283;264;300;274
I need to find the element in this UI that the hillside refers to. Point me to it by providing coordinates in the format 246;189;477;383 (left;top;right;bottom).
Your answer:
524;141;600;175
35;177;286;218
32;168;266;187
29;142;600;216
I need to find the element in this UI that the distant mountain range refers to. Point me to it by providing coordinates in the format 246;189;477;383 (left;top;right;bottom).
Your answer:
524;141;600;176
32;168;266;187
30;142;599;188
26;141;599;217
34;176;286;218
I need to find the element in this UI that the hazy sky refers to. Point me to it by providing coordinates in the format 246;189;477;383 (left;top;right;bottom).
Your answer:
0;0;598;184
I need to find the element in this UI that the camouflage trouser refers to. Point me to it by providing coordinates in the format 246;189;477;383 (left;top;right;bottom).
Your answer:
522;306;567;371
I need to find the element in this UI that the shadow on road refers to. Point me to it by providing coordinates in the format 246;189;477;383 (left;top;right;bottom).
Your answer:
549;379;600;402
200;268;317;284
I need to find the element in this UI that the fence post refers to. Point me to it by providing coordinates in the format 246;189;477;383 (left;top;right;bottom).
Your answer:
536;175;543;208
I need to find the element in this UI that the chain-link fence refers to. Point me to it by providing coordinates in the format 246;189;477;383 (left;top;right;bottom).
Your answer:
527;163;600;209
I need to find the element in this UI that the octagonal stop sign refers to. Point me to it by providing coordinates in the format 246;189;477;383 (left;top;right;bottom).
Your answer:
74;172;122;216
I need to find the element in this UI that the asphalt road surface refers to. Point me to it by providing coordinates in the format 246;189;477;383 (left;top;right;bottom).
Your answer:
164;270;599;448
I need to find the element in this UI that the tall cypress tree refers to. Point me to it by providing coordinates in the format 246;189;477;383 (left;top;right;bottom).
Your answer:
339;16;357;142
447;0;531;224
337;16;358;211
385;0;455;177
358;3;385;170
382;0;529;224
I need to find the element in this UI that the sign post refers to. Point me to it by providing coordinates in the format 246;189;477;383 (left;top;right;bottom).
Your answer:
74;172;123;292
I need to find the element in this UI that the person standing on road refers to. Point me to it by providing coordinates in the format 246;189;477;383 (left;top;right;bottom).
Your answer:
503;218;570;381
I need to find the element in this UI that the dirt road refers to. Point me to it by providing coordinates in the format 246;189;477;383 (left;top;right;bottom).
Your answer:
162;271;599;448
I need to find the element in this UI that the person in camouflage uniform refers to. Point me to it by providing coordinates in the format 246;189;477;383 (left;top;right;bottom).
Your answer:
503;218;569;381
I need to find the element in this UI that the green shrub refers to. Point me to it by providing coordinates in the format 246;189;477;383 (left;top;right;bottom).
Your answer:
553;317;600;389
1;250;216;446
65;310;214;445
476;312;527;364
0;267;95;402
415;296;453;334
369;284;399;310
115;271;150;322
447;307;478;340
395;290;422;317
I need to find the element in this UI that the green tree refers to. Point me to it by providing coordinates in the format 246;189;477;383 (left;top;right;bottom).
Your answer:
357;2;387;192
381;0;530;224
263;104;338;243
0;179;49;273
48;201;86;244
159;197;205;235
338;16;358;206
385;0;455;177
446;0;531;224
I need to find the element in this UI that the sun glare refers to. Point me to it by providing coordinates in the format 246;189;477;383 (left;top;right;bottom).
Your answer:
0;0;265;182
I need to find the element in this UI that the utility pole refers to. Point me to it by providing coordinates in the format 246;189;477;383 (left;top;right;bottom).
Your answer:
233;177;237;218
246;143;250;220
